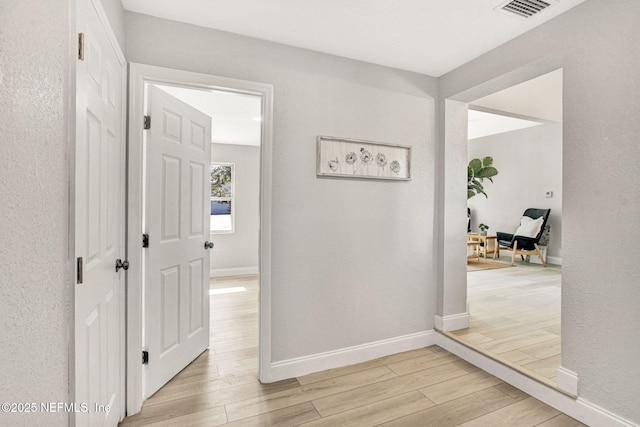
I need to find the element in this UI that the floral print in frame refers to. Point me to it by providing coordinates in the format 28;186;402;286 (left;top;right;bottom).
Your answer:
316;136;411;181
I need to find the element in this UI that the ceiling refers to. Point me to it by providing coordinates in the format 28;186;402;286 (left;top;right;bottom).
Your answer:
122;0;586;76
468;109;543;140
155;85;262;146
468;68;562;139
473;68;563;122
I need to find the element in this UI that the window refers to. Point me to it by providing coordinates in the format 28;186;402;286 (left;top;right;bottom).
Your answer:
210;163;234;233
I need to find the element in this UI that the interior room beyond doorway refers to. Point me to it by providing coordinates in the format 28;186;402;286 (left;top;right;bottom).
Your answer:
153;83;262;331
458;69;564;388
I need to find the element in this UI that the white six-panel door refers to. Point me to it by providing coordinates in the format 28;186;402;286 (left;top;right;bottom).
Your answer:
144;85;212;397
75;0;126;425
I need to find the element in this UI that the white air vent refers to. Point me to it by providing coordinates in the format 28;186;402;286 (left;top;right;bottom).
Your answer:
496;0;556;18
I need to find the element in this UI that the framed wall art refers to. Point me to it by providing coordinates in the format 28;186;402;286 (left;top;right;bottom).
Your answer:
316;136;411;181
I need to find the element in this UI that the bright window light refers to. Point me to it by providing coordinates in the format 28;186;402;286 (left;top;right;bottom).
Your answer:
209;287;247;295
210;163;235;233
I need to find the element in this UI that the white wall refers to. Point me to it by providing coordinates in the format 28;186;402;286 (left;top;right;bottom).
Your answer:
6;1;636;425
0;0;70;426
210;143;260;276
126;13;439;362
473;69;563;123
100;0;126;52
441;0;640;423
468;122;562;262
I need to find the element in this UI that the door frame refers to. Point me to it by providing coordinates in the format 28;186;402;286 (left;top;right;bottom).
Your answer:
126;63;274;414
439;56;563;329
70;0;127;424
439;56;575;392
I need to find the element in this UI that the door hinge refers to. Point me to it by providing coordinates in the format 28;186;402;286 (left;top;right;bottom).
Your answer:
142;350;149;365
143;115;151;130
115;259;129;272
76;256;84;284
142;233;149;248
78;33;84;61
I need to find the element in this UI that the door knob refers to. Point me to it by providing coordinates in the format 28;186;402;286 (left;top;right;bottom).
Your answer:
115;259;129;272
204;241;214;250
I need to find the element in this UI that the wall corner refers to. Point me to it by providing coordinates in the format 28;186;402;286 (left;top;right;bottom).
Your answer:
556;366;578;396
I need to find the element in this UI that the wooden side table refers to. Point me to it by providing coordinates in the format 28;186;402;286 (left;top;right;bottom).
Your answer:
467;240;480;261
467;233;498;260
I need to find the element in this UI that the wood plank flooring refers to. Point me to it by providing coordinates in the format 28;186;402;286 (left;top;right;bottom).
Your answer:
450;259;562;387
120;274;582;426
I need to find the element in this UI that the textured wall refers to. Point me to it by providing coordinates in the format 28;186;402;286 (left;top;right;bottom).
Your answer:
441;0;640;423
126;13;438;361
440;100;469;317
210;143;260;274
468;123;563;261
0;0;70;426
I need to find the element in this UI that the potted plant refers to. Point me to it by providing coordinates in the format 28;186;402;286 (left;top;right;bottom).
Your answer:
479;223;489;236
468;157;498;199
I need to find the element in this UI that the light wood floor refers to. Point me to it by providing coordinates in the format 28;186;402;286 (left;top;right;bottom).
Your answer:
450;258;562;387
120;274;583;426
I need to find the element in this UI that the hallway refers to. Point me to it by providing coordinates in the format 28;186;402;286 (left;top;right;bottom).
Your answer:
119;276;583;426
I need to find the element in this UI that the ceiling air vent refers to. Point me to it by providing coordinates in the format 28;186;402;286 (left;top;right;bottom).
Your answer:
497;0;555;18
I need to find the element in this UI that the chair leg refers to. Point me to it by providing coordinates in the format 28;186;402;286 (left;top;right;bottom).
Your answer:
510;241;517;266
534;243;547;267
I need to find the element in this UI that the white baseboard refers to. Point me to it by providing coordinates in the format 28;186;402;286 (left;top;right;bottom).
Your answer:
575;398;639;427
547;255;562;265
210;266;259;278
268;330;436;382
436;333;637;427
435;311;469;331
526;246;561;266
556;366;578;396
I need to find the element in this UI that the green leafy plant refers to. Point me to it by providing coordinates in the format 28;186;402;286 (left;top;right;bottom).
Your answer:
479;223;489;232
468;156;498;199
211;164;232;197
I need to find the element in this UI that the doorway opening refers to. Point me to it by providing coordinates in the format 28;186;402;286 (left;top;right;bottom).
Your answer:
154;83;262;387
126;63;274;415
441;65;566;391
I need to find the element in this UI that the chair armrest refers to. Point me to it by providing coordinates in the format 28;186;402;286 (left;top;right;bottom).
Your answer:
496;232;513;244
513;235;538;250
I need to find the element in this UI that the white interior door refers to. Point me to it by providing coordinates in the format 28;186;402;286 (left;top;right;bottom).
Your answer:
144;85;212;397
75;0;126;425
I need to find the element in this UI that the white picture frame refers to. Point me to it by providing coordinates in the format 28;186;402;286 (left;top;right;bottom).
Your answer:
316;136;411;181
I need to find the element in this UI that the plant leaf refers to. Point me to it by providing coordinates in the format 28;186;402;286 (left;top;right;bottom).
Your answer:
469;182;484;192
468;157;497;199
469;158;482;174
475;166;498;179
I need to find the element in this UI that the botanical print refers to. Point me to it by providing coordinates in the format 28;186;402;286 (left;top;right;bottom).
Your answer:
345;151;357;174
360;148;373;174
317;136;410;181
375;153;387;176
390;160;401;176
328;158;340;172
